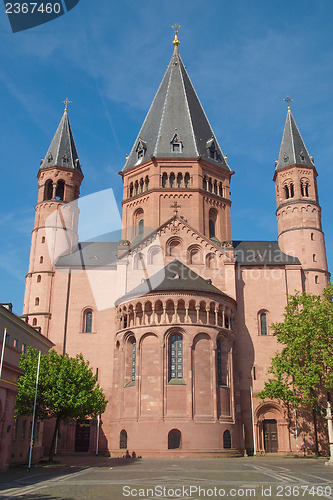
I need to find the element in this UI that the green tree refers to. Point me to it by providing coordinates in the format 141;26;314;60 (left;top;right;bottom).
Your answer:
15;348;107;461
258;283;333;454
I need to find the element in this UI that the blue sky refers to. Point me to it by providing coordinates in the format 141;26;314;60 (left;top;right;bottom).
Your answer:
0;0;332;314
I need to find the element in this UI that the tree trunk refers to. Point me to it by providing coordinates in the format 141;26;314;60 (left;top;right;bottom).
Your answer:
49;416;61;461
312;408;319;456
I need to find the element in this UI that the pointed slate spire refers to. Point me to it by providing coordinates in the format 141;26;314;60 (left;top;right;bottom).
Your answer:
40;110;82;174
276;108;314;170
122;40;230;172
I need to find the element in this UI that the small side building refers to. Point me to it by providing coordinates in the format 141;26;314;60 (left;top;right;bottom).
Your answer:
0;303;53;471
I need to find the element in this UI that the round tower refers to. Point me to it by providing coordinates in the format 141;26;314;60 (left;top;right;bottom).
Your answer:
23;107;83;335
274;107;329;292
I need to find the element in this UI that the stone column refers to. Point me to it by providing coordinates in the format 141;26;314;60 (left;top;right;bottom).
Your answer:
196;305;200;323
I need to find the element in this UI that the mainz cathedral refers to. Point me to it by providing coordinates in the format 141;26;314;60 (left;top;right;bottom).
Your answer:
22;31;330;456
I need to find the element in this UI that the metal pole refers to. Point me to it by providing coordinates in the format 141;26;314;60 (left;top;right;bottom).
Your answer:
294;406;299;456
96;415;100;455
28;351;41;470
326;401;333;466
0;329;7;383
250;386;257;456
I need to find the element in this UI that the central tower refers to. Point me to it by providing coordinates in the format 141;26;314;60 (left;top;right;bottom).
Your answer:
120;33;234;245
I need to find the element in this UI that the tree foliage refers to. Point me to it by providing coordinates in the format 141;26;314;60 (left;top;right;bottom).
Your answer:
259;283;333;408
15;348;107;460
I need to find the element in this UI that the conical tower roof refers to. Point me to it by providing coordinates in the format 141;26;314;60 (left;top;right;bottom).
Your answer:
276;107;313;170
40;110;82;174
122;41;230;172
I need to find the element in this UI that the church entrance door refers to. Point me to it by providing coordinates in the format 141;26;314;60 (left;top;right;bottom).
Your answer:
263;419;278;453
75;421;90;452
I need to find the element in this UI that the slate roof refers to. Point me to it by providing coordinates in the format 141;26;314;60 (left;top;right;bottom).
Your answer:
56;242;118;268
233;241;300;266
122;44;230;172
276;108;313;170
40;110;82;174
116;259;228;305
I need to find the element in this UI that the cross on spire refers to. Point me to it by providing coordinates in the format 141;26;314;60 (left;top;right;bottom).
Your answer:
62;98;72;112
283;96;293;106
171;201;181;215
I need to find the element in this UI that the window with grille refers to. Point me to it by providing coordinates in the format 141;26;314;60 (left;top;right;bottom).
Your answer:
169;335;183;381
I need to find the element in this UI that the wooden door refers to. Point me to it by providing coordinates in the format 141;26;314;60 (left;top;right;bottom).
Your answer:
75;421;90;452
263;419;278;453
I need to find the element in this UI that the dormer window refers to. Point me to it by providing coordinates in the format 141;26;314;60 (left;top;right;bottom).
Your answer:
171;134;183;153
206;137;219;160
47;153;53;163
299;150;306;162
62;154;69;163
135;139;147;160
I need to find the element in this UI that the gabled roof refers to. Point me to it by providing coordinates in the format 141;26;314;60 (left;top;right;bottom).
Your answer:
276;108;314;170
122;44;230;172
233;241;300;266
115;259;228;305
56;242;118;268
40;110;82;174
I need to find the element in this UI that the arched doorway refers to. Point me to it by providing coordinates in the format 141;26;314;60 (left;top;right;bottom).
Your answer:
255;402;286;454
75;421;90;452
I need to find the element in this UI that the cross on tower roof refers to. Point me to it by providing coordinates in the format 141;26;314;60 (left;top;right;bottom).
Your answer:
62;98;72;112
172;24;181;46
171;201;181;215
283;96;293;105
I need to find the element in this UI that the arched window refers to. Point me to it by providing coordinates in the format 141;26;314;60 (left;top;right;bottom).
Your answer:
133;252;145;270
208;178;213;193
44;180;53;200
162;172;168;188
120;429;127;449
168;429;181;449
145;176;149;191
134;208;144;235
40;256;43;264
284;185;290;199
203;176;207;190
167;238;182;257
169;334;183;381
35;297;39;306
129;183;133;197
218;183;223;197
177;172;183;188
184;172;190;188
187;246;202;264
259;312;267;336
135;180;139;195
290;183;294;197
223;430;231;449
169;172;175;188
214;180;218;195
41;236;45;243
205;253;216;269
84;310;93;333
148;246;162;265
37;275;41;283
55;180;65;201
140;178;144;193
209;209;217;239
32;318;37;326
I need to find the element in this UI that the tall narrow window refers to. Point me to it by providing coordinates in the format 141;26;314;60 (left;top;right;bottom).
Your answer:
169;335;183;381
290;183;294;198
217;339;223;386
84;310;93;333
209;219;215;238
129;183;133;197
140;178;144;193
55;180;65;201
138;219;144;236
44;180;53;200
120;429;127;449
184;172;190;188
203;176;207;190
162;172;168;188
145;176;149;191
135;180;139;195
37;275;41;283
284;185;290;199
177;172;183;188
208;178;213;193
131;339;136;382
35;297;39;306
169;172;175;188
219;183;223;197
260;312;267;336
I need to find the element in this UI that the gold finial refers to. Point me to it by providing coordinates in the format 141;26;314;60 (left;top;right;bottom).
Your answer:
172;24;181;46
62;98;72;112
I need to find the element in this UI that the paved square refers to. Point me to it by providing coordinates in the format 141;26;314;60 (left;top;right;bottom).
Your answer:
1;457;333;499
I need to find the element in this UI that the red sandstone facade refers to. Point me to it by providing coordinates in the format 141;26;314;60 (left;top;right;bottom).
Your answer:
22;39;330;457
